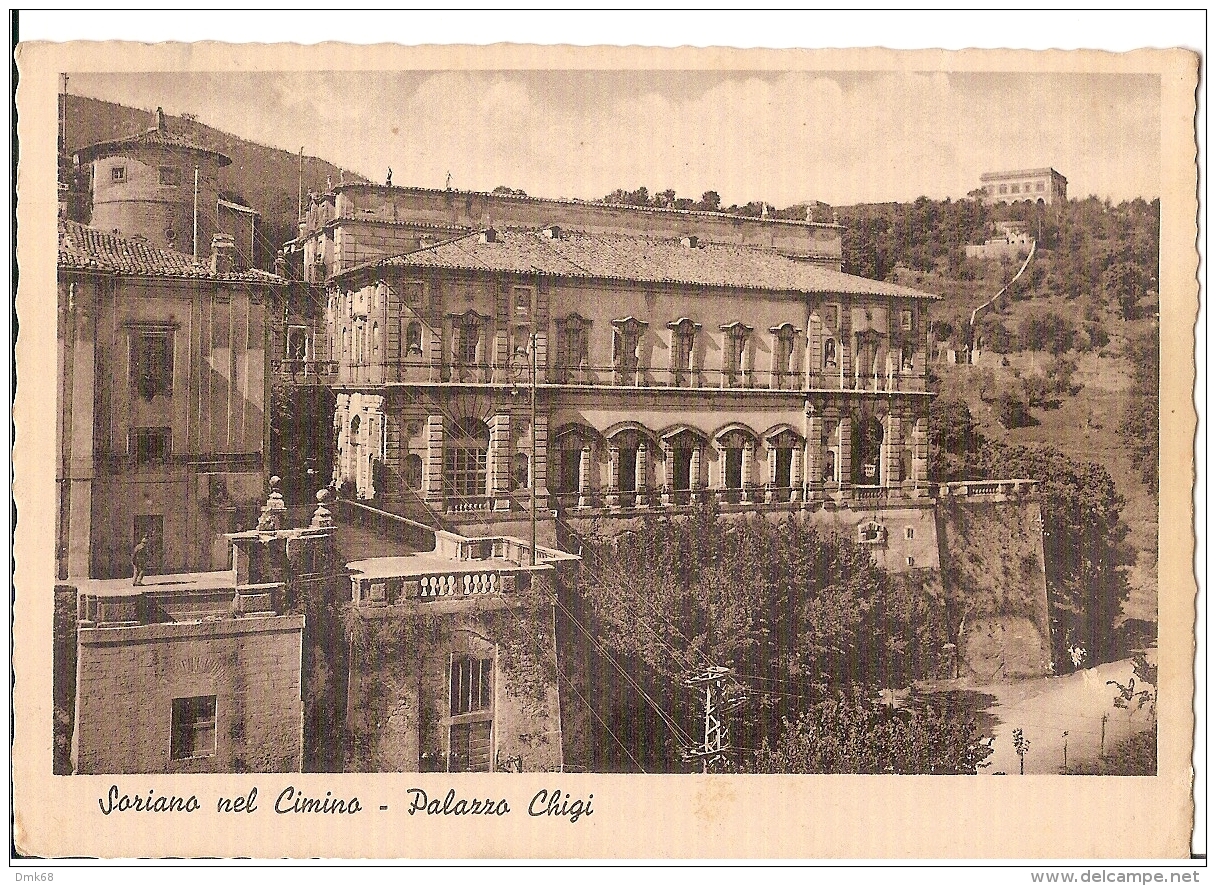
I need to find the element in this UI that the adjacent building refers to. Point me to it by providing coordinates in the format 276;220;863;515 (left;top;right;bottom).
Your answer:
56;220;284;581
979;167;1068;205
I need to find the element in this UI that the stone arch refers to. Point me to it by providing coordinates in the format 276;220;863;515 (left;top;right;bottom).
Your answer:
713;423;758;497
551;422;600;499
851;411;884;485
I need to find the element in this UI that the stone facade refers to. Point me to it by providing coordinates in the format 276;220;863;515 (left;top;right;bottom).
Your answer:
56;251;282;579
979;167;1068;205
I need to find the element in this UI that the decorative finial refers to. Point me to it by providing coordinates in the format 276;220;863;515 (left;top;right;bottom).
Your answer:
311;488;334;529
446;171;452;191
386;167;392;187
256;476;287;531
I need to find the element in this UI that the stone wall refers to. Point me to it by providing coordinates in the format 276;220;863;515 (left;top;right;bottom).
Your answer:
73;615;304;774
935;493;1052;679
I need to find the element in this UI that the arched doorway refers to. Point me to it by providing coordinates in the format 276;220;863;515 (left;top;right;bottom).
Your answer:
851;413;884;485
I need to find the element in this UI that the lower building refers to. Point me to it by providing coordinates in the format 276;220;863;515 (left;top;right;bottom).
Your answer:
70;486;336;774
340;501;577;772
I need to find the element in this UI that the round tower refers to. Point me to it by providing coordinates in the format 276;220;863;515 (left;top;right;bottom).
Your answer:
74;107;232;256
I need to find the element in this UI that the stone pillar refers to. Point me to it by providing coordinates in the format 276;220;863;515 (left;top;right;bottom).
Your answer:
532;411;549;500
492;330;509;383
424;413;445;505
791;441;804;503
741;440;754;502
806;411;823;500
577;445;592;509
428;328;443;383
488;413;511;501
659;442;672;505
65;287;96;579
883;412;903;489
911;415;929;489
635;442;649;507
607;445;621;508
690;444;703;501
716;443;728;489
838;413;852;491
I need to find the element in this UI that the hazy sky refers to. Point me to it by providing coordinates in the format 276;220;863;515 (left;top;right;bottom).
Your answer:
68;70;1161;206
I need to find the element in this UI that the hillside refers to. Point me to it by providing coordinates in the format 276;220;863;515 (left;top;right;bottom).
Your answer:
62;93;369;268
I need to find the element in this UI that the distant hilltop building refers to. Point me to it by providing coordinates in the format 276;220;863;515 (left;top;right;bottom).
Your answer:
979;168;1067;205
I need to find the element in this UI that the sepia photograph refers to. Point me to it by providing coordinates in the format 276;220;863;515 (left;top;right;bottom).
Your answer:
12;25;1199;860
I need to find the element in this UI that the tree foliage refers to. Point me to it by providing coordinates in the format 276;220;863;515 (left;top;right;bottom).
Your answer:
739;690;993;774
1117;326;1160;494
572;506;951;770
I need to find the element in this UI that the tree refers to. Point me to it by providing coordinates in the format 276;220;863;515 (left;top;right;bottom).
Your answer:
741;691;993;775
572;506;950;770
698;190;721;211
1117;326;1160;494
996;390;1034;428
1103;261;1148;320
928;396;978;482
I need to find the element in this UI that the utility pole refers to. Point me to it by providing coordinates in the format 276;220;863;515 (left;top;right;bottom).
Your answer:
192;165;200;261
298;147;304;225
681;666;738;773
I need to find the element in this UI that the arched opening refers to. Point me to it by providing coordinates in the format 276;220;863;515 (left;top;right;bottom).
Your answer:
851;413;884;485
445;417;490;500
716;429;753;503
766;429;800;500
405;453;424;490
664;429;704;504
553;425;597;503
405;321;423;357
511;452;530;490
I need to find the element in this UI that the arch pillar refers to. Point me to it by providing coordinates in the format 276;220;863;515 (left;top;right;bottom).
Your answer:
659;441;672;505
690;444;703;502
741;440;755;502
606;445;621;508
635;442;649;507
577;445;593;509
488;412;512;503
424;413;445;505
837;412;852;492
806;409;823;500
882;411;903;488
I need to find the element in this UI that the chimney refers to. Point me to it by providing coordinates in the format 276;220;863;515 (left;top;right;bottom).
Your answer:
480;228;498;244
680;235;699;249
210;233;237;274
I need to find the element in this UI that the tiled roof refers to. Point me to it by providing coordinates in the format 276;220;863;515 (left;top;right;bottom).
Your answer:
75;127;232;167
350;229;939;300
58;220;282;284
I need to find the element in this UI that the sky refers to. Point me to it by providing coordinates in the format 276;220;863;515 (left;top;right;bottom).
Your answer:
67;69;1162;207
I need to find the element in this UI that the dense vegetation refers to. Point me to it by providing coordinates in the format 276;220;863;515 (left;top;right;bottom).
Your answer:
568;507;992;773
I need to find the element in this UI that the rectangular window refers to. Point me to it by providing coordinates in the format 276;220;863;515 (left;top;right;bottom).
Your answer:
171;695;217;760
900;310;914;331
286;326;308;360
448;721;492;773
1010;184;1020;194
130;330;174;399
457;324;479;365
512;285;533;317
450;656;493;715
111;165;127;183
132;427;171;465
998;184;1008;195
823;304;839;329
1036;182;1046;192
158;166;181;186
906;527;915;540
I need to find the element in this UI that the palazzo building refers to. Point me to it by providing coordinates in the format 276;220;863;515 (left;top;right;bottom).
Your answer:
302;185;939;552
